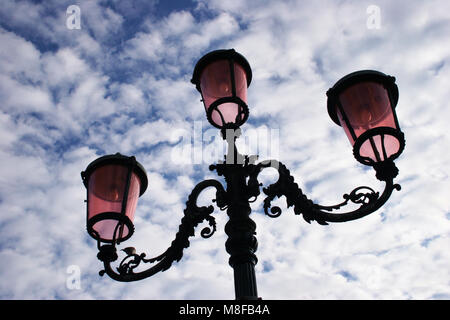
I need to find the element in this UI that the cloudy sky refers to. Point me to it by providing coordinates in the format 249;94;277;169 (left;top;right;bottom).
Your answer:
0;0;449;300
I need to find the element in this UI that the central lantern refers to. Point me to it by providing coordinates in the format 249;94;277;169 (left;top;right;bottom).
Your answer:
191;49;252;130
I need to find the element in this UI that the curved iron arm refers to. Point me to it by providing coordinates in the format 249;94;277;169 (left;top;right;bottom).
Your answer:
249;160;401;225
97;179;227;282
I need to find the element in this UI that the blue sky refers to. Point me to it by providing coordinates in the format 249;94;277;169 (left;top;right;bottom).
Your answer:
0;0;449;299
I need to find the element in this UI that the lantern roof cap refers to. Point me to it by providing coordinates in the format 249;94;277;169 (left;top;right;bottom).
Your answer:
81;153;148;196
326;70;399;126
191;48;252;92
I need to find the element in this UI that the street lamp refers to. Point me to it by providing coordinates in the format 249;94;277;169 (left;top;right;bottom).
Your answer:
191;48;252;131
326;70;405;181
81;49;405;300
81;154;148;244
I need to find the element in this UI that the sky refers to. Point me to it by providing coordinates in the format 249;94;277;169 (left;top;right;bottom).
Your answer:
0;0;449;300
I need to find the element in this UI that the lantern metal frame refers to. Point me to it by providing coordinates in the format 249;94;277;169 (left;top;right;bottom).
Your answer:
81;153;148;244
82;50;406;300
191;49;252;130
326;70;406;175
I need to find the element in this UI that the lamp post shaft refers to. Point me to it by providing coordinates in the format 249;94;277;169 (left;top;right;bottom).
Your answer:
223;160;259;300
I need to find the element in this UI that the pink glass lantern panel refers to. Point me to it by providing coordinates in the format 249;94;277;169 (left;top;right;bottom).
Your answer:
336;81;400;162
234;63;248;102
200;60;248;127
88;164;141;241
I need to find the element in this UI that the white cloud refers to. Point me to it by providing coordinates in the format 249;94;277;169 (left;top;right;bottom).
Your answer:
42;48;90;86
0;75;53;113
164;10;196;35
0;29;42;80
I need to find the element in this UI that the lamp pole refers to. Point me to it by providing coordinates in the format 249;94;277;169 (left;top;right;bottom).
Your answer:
220;136;259;299
81;49;405;300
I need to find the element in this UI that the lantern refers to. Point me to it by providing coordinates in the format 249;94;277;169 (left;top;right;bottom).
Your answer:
81;153;148;243
327;70;405;167
191;49;252;130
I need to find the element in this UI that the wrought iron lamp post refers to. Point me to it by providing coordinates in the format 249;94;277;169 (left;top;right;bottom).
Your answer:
81;49;405;300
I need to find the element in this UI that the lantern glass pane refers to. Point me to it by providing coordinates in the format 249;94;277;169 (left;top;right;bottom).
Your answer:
359;134;401;162
200;60;232;108
200;60;248;127
339;82;396;136
336;81;399;162
210;102;240;127
234;63;248;104
88;164;141;241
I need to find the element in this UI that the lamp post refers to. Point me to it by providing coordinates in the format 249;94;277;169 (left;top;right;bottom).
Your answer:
81;49;405;300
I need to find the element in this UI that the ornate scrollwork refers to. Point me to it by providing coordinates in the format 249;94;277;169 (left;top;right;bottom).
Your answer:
98;179;226;281
250;159;400;225
95;141;401;283
315;186;379;211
